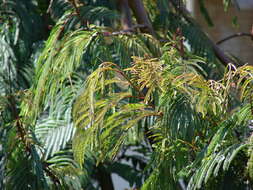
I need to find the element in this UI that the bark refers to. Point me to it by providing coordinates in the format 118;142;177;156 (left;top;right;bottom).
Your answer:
128;0;155;35
216;32;253;45
116;0;155;35
212;42;237;66
96;165;115;190
37;0;53;40
117;0;133;30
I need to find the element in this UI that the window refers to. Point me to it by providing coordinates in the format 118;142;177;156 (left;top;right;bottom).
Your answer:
236;0;253;10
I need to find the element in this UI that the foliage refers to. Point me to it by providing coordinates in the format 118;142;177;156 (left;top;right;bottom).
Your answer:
1;0;253;190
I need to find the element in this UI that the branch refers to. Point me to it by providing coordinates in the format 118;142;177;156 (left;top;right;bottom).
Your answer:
42;162;61;186
170;0;238;67
46;0;54;13
117;0;132;30
216;32;253;45
128;0;155;36
103;24;147;36
68;0;81;15
67;0;87;27
8;95;61;186
96;165;115;190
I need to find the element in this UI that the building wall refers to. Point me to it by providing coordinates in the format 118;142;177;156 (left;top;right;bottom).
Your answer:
191;0;253;65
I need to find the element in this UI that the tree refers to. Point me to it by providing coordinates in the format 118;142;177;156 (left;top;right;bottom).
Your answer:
0;0;253;189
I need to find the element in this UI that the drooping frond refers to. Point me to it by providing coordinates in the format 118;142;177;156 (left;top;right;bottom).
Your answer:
35;118;75;159
71;46;208;168
187;104;252;190
72;62;160;165
5;145;49;190
34;84;79;159
21;10;162;122
2;1;253;189
71;40;253;188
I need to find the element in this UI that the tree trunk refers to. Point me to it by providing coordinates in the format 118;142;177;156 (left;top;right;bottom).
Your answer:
128;0;155;35
96;165;115;190
117;0;155;35
117;0;132;30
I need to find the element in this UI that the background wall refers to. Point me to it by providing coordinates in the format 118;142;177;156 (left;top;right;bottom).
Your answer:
190;0;253;65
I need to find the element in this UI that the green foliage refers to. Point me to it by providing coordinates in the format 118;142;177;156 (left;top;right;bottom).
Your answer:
1;0;253;189
72;43;253;189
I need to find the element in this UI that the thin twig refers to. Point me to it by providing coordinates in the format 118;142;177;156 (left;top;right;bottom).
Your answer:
67;0;87;27
103;24;148;36
216;33;253;45
8;95;61;185
170;0;238;67
46;0;54;13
